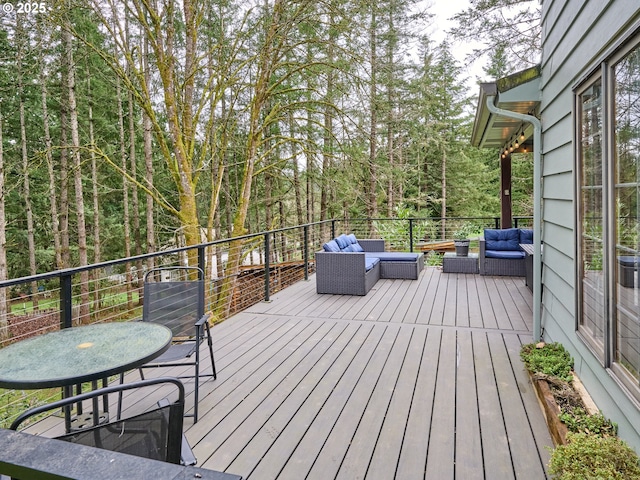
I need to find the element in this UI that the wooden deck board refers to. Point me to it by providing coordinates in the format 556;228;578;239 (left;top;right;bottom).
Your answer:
455;330;484;480
425;327;457;479
227;321;363;477
334;326;414;479
387;273;430;324
488;332;548;479
467;275;485;329
367;327;428;478
305;325;401;479
22;266;552;479
474;331;515;479
253;323;379;479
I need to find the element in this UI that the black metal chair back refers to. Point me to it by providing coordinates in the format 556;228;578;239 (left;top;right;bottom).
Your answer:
140;266;217;423
11;378;187;465
144;270;204;339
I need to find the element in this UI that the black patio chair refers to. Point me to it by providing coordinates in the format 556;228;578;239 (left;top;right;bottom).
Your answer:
139;266;217;423
10;377;192;466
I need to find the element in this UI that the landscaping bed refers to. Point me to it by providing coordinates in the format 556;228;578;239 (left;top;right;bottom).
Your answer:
521;342;640;479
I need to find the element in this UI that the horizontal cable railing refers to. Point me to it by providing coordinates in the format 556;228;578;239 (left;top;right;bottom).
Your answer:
0;216;530;427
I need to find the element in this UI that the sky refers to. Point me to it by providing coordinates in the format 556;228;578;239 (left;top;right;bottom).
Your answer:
427;0;488;94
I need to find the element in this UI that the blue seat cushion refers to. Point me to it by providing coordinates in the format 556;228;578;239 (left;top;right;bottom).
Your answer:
335;234;350;250
365;256;380;271
519;229;533;245
345;233;364;251
484;228;520;251
323;240;341;252
618;256;640;267
485;250;525;259
366;252;419;262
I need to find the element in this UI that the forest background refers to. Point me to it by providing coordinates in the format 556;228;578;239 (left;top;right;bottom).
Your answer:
0;0;541;282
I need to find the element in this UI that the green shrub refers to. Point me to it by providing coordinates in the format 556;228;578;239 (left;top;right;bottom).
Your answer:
559;407;617;437
549;432;640;479
424;252;443;267
520;342;574;382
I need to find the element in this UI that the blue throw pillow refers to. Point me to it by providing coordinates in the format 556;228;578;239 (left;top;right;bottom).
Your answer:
484;228;520;251
347;233;358;244
323;240;341;252
352;242;364;252
519;229;533;244
335;234;349;249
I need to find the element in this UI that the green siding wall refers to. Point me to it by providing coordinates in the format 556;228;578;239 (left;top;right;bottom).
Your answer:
540;0;640;451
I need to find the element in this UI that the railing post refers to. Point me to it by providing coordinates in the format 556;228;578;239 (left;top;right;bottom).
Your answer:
197;246;206;316
197;246;206;276
60;272;73;329
409;219;414;252
303;225;309;281
494;217;500;229
331;220;336;240
264;232;271;302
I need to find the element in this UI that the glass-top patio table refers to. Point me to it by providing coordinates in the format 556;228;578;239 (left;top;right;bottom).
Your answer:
0;322;172;390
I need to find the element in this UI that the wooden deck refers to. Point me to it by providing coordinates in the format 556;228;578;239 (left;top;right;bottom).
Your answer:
22;266;553;479
185;267;553;479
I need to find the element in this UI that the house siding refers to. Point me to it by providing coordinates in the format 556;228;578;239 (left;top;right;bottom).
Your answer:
540;0;640;450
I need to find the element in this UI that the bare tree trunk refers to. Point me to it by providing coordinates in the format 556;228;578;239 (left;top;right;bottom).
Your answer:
277;175;287;261
59;98;70;269
397;136;404;203
441;149;447;232
213;0;285;322
63;19;90;324
306;109;315;224
320;34;334;225
38;19;62;271
386;87;394;217
368;7;378;220
17;16;38;308
205;38;225;282
143;37;155;275
289;111;304;226
0;108;8;340
87;70;103;316
386;10;396;218
128;83;143;296
117;77;133;309
265;171;273;231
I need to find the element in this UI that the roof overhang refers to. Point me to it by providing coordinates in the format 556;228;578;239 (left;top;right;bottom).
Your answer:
471;65;542;152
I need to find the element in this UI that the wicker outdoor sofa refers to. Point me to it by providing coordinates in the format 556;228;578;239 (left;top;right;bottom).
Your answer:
315;234;424;295
479;228;533;277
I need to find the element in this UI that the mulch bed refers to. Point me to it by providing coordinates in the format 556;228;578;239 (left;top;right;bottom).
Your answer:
530;372;586;446
5;310;59;346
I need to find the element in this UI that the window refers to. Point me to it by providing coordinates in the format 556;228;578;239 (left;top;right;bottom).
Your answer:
578;78;605;352
577;38;640;397
613;44;640;389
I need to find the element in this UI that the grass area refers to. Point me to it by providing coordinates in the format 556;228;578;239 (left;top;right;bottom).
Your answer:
0;375;124;429
10;291;140;315
0;387;63;429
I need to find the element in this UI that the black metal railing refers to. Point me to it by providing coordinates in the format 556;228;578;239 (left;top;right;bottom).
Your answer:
0;215;531;427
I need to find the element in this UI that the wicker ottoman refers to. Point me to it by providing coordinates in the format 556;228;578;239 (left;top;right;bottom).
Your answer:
379;254;425;280
443;252;479;274
618;256;639;288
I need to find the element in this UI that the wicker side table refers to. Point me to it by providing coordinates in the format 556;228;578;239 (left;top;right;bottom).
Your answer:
443;252;479;274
